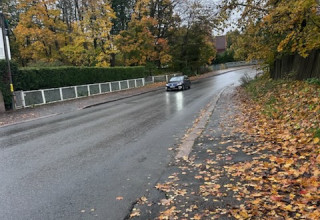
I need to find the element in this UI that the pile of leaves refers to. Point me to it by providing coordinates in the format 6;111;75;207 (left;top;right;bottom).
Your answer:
228;77;320;218
135;76;320;220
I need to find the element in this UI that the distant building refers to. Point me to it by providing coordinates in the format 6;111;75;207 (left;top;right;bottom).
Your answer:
214;36;227;54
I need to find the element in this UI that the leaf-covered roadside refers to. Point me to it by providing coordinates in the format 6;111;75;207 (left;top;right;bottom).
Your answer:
129;76;320;220
229;76;320;219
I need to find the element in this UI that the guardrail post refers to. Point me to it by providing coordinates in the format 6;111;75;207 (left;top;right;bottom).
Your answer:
21;91;26;108
109;82;112;92
87;85;90;96
41;90;46;104
60;88;64;101
142;78;145;86
99;84;102;94
166;75;168;82
74;87;78;98
119;81;121;90
152;76;155;83
127;80;129;89
134;79;137;88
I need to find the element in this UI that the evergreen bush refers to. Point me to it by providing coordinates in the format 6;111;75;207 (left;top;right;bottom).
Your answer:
14;66;147;90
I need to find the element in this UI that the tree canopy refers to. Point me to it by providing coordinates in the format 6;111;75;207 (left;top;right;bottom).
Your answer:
219;0;320;64
1;0;217;73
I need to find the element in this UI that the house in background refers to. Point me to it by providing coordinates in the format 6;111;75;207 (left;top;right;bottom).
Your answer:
214;35;227;54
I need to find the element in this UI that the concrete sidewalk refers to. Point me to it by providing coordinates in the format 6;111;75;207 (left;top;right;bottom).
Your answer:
0;67;252;127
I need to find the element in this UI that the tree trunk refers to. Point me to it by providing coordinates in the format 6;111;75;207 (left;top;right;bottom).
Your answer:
110;53;116;67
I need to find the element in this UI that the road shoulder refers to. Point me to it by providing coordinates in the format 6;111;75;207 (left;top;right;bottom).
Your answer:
128;86;254;219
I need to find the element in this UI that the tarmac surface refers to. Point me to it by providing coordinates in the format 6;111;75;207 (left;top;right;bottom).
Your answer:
0;67;258;219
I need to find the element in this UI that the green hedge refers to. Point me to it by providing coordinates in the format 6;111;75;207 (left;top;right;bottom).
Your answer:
0;63;146;109
212;50;236;64
14;66;147;91
0;60;19;109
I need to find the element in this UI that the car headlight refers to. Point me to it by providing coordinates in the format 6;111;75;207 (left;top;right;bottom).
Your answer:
166;84;169;86
177;82;183;86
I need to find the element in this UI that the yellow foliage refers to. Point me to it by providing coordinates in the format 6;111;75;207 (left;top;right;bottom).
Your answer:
115;0;172;66
14;0;67;62
14;0;116;66
223;0;320;62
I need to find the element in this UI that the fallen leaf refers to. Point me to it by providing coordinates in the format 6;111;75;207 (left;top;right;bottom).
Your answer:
130;208;140;218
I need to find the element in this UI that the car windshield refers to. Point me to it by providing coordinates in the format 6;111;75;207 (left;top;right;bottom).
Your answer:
169;76;184;82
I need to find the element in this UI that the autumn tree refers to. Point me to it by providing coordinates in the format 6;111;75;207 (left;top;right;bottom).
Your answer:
149;0;180;67
14;0;67;65
170;0;216;74
108;0;135;66
8;0;218;71
13;0;116;66
219;0;320;64
60;0;116;67
115;0;172;67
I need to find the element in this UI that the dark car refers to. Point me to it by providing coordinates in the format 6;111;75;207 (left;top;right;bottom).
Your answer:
166;76;191;91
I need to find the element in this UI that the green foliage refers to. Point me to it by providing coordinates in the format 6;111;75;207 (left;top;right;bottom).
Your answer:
0;60;146;108
219;0;320;64
314;128;320;139
14;66;146;91
111;0;135;34
212;50;235;64
240;73;254;87
0;60;19;109
170;25;216;75
306;78;320;86
26;60;65;67
145;62;158;76
244;73;284;100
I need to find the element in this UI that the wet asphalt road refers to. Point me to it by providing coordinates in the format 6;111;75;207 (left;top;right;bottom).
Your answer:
0;67;257;220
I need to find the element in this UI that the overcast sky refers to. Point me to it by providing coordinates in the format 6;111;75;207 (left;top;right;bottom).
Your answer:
200;0;240;35
178;0;239;35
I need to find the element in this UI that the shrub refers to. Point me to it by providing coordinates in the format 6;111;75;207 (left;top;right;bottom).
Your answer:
240;73;253;87
306;78;320;86
14;66;147;91
0;63;146;109
198;66;213;74
0;60;19;109
212;50;236;64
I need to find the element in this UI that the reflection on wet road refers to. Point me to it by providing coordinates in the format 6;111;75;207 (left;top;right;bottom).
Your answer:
0;67;258;220
165;91;184;112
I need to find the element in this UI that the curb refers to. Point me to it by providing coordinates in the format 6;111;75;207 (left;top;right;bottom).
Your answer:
82;87;164;109
175;85;231;159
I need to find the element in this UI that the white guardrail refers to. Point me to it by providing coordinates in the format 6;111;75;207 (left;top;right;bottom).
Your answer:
14;78;145;109
212;60;258;71
13;73;182;109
